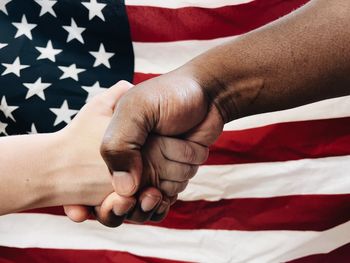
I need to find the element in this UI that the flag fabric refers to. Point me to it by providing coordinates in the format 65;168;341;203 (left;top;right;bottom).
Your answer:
0;0;133;134
1;0;350;262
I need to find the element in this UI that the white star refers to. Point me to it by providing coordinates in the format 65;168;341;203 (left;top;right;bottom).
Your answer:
35;0;57;17
28;123;38;134
23;77;51;100
62;18;86;44
0;96;18;121
12;15;37;40
89;43;115;68
0;43;7;49
82;0;106;21
36;40;62;62
50;100;78;126
82;81;107;102
58;64;85;81
1;57;29;77
0;0;11;15
0;121;8;135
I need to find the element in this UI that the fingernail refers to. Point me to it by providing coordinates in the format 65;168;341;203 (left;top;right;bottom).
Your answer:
113;200;136;216
156;201;168;214
113;172;136;195
141;194;161;212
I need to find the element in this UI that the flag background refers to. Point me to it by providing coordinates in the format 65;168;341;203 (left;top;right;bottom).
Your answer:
1;0;350;262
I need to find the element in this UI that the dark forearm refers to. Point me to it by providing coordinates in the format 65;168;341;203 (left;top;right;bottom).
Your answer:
185;0;350;122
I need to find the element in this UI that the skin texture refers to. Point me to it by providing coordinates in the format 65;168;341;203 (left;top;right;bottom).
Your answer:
191;0;350;122
97;0;350;226
0;82;208;227
65;81;209;225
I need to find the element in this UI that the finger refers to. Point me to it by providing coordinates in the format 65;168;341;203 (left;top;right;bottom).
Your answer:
141;136;200;189
80;80;134;118
100;86;157;197
94;192;136;228
126;187;162;223
159;180;189;197
160;161;199;182
98;80;134;112
63;205;91;223
169;194;178;205
159;137;209;165
151;197;171;222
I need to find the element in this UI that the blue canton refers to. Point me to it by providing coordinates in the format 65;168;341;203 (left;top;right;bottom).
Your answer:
0;0;134;135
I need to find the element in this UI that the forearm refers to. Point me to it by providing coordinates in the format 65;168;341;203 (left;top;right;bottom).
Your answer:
0;133;68;214
185;0;350;122
0;132;108;215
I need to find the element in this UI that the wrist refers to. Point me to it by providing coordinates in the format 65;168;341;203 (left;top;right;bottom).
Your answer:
12;132;73;211
182;39;267;124
0;132;73;214
36;131;78;208
40;130;92;207
52;129;113;207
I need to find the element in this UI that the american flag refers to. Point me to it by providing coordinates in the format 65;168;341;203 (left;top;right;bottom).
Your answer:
1;0;350;262
0;0;133;135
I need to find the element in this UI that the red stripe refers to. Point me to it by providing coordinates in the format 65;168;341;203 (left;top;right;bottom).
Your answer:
26;195;350;231
133;72;159;84
0;247;188;263
207;117;350;165
25;206;65;216
126;0;310;42
287;242;350;263
153;195;350;231
2;244;350;263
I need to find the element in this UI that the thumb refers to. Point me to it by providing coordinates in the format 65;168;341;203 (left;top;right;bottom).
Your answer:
89;80;134;116
100;84;157;197
73;80;133;123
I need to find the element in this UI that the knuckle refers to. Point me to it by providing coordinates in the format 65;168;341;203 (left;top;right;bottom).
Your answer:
100;139;117;157
89;93;104;105
177;181;189;194
161;181;188;196
183;165;198;180
100;130;138;159
183;143;196;163
160;181;174;196
100;140;126;161
199;147;210;164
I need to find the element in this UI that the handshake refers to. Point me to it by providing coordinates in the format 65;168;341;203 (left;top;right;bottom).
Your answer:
1;0;347;227
0;62;225;227
57;69;225;227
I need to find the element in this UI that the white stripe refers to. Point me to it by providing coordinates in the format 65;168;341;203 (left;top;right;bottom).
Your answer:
133;36;237;74
224;95;350;131
0;214;349;262
179;155;350;201
125;0;254;9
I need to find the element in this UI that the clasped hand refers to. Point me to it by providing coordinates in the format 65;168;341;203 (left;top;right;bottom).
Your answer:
63;75;223;227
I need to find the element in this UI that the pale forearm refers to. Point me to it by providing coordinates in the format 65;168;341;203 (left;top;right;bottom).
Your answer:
0;133;66;214
186;0;350;122
0;132;110;215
